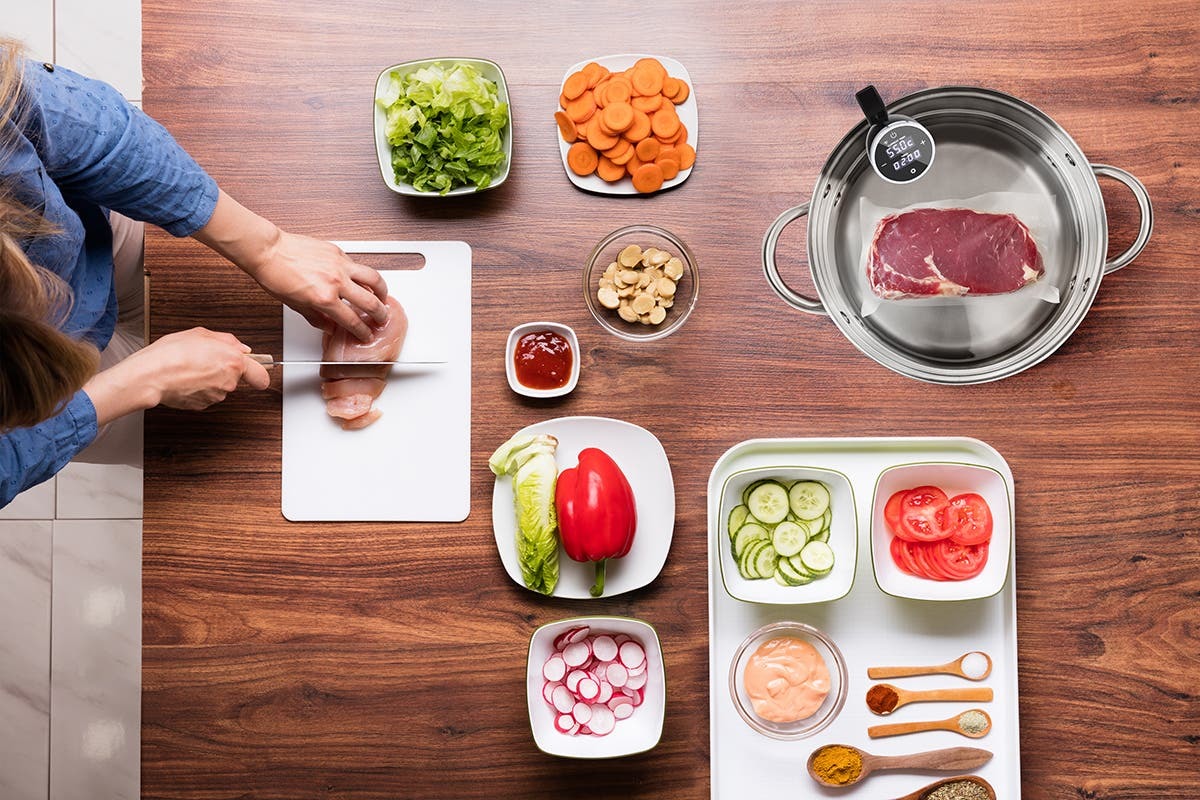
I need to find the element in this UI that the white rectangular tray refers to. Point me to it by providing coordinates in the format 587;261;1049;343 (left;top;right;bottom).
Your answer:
707;437;1019;799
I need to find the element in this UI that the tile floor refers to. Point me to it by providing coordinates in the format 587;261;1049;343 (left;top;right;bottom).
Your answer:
2;2;144;798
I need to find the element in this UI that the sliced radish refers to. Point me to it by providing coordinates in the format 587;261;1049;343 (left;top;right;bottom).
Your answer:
563;641;590;668
578;725;591;735
625;669;648;690
571;701;593;726
553;626;586;651
629;688;644;707
542;654;566;683
626;660;647;677
566;626;591;645
605;662;629;688
614;633;632;645
552;685;575;713
607;694;633;710
577;677;599;701
618;641;646;670
588;704;616;735
565;669;586;693
542;681;561;705
591;635;618;662
596;680;614;704
613;702;634;720
555;713;575;733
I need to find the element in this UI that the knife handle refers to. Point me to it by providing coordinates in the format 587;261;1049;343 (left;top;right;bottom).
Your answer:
247;353;276;367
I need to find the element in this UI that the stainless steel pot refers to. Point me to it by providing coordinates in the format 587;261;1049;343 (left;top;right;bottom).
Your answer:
762;87;1153;384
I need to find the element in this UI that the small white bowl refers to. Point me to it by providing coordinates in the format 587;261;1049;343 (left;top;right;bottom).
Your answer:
505;322;580;398
717;466;857;604
373;58;512;196
871;462;1013;601
526;616;665;758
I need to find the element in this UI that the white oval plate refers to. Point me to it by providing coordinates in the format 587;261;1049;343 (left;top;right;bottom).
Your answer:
555;54;697;195
491;416;675;598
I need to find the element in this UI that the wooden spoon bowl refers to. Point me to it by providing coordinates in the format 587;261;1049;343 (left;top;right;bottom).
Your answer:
806;743;993;787
868;709;993;740
868;651;993;682
890;774;997;800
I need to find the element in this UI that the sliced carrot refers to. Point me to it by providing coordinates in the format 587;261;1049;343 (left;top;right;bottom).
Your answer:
661;77;680;98
625;153;643;177
632;94;662;114
596;155;625;182
595;112;618;136
669;122;688;145
656;155;680;181
623;109;651;141
675;142;696;170
559;91;571;108
581;62;608;89
567;142;598;176
565;92;597;123
603;139;632;160
605;79;632;105
631;162;665;193
574;119;590;141
554;111;578;143
635;138;660;161
635;58;667;79
610;143;635;166
586;125;620;151
563;71;589;101
601;102;634;133
670;80;690;105
631;66;663;97
650;108;680;139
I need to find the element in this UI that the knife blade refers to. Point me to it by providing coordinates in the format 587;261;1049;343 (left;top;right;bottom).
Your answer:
249;354;445;368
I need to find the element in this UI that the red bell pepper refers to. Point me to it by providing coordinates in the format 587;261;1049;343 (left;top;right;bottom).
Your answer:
555;448;637;597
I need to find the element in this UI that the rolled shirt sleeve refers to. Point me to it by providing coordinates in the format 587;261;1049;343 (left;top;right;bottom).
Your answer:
0;392;99;507
23;60;219;237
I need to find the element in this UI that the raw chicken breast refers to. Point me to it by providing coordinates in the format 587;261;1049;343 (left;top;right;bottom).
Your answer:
320;296;407;429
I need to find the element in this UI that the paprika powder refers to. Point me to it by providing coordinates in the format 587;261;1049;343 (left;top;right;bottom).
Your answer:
555;448;637;597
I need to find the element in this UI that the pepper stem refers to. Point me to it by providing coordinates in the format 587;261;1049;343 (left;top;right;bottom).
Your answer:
590;560;607;598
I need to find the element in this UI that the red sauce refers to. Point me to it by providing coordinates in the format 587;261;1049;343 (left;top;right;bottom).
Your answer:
514;331;573;390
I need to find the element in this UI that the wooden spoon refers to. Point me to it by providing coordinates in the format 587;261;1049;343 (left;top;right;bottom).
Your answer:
868;682;993;715
868;709;993;740
806;744;993;787
889;774;996;800
868;651;993;682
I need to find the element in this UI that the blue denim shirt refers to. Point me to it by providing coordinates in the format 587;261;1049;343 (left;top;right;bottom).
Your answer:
1;58;219;506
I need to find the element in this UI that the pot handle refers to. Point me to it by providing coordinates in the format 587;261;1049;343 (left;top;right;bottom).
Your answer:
1093;164;1153;274
762;202;827;315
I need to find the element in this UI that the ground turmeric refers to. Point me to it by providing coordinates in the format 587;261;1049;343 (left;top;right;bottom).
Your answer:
810;744;863;785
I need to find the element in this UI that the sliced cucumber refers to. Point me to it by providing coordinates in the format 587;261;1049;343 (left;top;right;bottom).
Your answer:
820;506;832;531
771;520;807;558
728;504;751;538
777;557;814;585
789;481;830;520
798;540;835;575
741;479;771;507
810;527;831;544
734;523;770;559
772;570;791;587
747;482;789;525
752;543;779;579
739;539;769;574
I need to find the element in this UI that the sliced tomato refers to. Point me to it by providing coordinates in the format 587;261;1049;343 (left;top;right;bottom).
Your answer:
931;539;989;580
896;486;950;542
911;541;950;580
890;535;917;575
884;490;909;538
944;493;994;546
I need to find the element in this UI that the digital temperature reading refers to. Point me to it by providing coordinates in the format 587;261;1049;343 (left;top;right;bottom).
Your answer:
871;121;934;184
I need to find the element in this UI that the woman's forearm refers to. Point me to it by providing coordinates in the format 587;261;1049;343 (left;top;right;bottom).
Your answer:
82;361;161;427
191;189;282;277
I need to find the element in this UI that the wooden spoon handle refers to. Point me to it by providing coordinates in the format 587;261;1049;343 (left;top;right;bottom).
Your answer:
868;664;949;679
902;686;994;704
868;718;956;739
872;746;993;772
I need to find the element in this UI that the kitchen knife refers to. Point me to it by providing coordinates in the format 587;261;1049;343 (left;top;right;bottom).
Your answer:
249;354;446;368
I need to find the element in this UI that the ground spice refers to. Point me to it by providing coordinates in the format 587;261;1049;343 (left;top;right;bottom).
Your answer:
865;684;899;713
923;778;992;800
957;709;990;735
810;744;863;785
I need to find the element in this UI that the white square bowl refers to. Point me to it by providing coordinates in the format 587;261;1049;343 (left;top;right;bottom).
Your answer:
871;462;1013;601
526;616;665;758
505;322;580;398
373;58;512;196
717;466;857;604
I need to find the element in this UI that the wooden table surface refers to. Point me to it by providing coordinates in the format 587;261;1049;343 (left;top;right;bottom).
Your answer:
141;1;1199;797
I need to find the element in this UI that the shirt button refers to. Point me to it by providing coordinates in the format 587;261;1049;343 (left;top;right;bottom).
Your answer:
42;62;55;72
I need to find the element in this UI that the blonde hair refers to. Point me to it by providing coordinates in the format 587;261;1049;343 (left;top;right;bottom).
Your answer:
1;39;100;432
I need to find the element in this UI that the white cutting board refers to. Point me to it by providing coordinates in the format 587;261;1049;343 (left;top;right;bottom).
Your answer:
281;241;471;522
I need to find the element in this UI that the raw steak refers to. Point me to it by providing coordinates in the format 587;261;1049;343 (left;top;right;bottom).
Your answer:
867;208;1044;299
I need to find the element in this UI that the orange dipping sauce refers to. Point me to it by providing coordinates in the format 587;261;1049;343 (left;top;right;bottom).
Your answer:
743;636;831;723
514;331;573;390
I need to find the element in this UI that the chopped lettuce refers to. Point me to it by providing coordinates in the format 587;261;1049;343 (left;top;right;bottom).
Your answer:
375;62;509;194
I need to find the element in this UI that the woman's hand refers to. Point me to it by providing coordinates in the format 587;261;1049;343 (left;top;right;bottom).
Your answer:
192;190;389;341
83;328;270;425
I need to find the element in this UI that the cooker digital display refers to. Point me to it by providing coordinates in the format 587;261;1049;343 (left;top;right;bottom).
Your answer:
871;120;934;183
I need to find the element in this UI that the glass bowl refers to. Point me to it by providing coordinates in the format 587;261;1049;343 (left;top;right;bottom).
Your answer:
583;225;698;341
728;621;847;740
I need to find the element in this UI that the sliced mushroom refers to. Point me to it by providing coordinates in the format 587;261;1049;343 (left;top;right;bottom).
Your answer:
598;286;620;309
618;245;644;268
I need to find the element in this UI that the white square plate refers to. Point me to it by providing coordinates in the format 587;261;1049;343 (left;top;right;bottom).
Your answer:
491;416;674;598
526;616;665;758
871;461;1013;600
556;53;697;195
717;466;857;604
